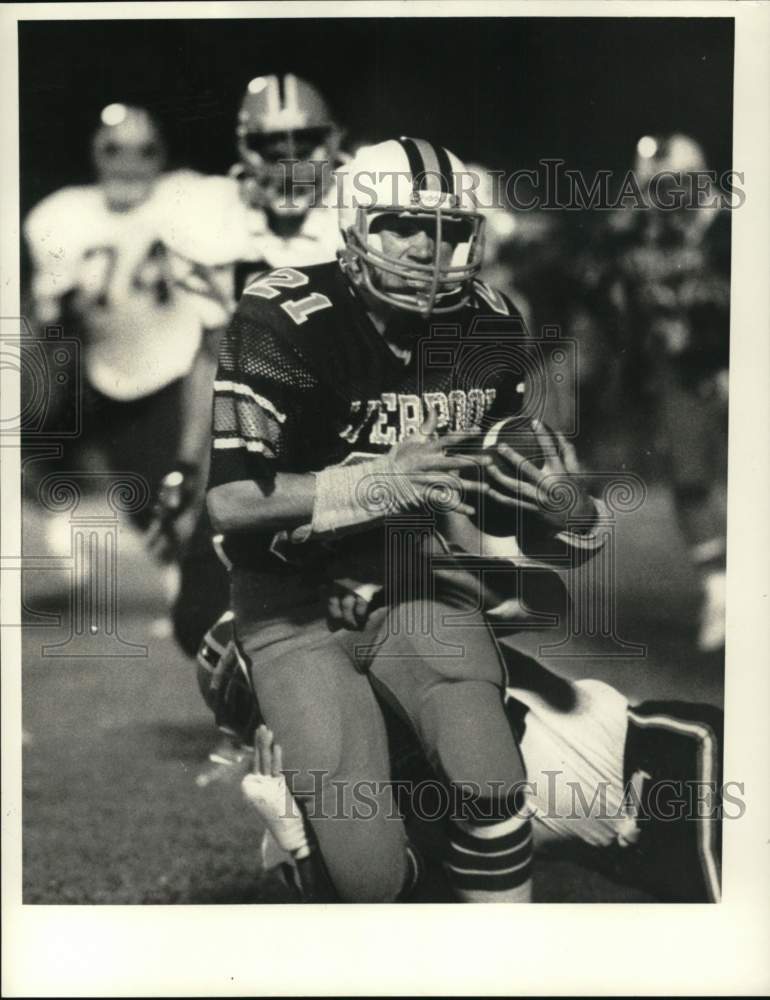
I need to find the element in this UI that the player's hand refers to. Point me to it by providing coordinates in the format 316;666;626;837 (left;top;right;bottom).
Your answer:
254;723;284;778
485;419;596;533
146;504;201;562
146;465;201;563
386;409;491;517
326;578;383;631
241;727;309;857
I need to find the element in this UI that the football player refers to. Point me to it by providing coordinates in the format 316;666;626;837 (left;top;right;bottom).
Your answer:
563;133;729;651
150;74;345;659
205;137;608;903
23;104;205;521
630;134;729;652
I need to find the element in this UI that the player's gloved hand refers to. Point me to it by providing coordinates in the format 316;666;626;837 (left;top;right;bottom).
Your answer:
326;578;384;631
384;409;493;515
306;409;492;539
485;420;597;534
241;725;311;859
146;462;201;563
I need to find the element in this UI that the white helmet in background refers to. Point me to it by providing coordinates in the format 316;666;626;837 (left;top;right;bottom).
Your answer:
634;133;708;190
235;73;340;216
92;104;166;212
337;137;486;316
632;132;719;237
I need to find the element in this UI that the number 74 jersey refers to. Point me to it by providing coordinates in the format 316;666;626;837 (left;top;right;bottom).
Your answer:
24;171;207;401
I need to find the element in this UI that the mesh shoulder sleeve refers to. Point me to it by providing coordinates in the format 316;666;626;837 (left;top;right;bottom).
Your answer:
208;303;320;488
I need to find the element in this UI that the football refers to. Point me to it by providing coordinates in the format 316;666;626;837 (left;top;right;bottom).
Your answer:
471;415;554;537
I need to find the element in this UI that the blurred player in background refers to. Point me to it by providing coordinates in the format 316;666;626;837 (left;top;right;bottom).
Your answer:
563;133;730;651
23;104;205;529
150;73;345;662
627;133;728;653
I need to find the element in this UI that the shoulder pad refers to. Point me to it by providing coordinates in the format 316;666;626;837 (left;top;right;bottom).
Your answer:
24;185;97;237
300;203;344;257
160;173;241;266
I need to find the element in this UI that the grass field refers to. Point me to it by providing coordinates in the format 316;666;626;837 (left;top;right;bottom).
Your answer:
20;484;724;904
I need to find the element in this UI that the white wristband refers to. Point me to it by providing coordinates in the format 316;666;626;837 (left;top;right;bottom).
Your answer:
293;455;420;542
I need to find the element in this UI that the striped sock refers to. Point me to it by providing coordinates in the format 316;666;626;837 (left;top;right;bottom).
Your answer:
445;813;533;903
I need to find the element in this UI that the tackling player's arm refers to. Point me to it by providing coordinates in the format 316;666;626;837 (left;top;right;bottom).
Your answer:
146;322;228;562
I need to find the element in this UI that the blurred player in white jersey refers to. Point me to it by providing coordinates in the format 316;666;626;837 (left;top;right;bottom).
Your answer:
24;103;205;528
150;74;345;660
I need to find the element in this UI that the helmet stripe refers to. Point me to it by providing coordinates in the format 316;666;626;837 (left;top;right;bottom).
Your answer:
411;138;446;193
398;136;427;194
398;137;453;194
266;75;281;117
434;144;455;196
284;73;298;114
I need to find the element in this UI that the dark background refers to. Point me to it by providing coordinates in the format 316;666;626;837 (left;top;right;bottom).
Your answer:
19;16;734;212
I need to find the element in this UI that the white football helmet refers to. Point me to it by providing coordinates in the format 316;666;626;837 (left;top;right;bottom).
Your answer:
633;132;718;235
337;138;486;316
91;104;166;211
634;132;707;188
235;74;340;217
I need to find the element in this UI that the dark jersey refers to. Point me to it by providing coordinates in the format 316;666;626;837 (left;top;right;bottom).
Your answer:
210;260;533;489
209;260;605;623
579;206;731;376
